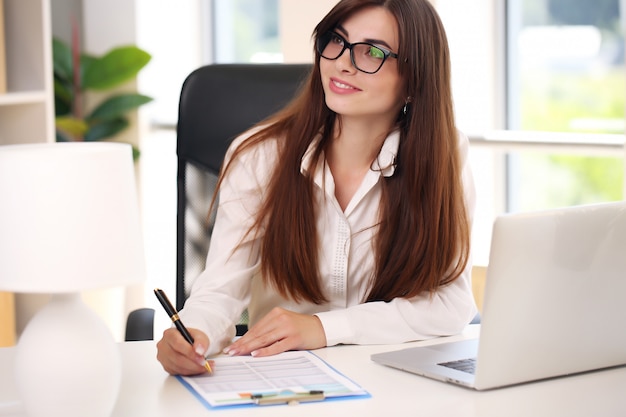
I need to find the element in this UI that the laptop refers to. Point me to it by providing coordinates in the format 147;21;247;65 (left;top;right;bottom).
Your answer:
371;201;626;390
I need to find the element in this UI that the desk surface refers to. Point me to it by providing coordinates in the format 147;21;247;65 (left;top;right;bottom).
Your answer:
2;325;625;416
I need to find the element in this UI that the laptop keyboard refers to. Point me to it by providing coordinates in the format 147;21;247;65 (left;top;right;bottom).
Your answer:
438;358;477;375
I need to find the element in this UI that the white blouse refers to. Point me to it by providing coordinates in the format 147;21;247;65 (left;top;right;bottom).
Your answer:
179;129;477;356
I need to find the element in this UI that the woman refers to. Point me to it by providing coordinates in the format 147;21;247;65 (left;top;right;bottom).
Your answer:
157;0;476;376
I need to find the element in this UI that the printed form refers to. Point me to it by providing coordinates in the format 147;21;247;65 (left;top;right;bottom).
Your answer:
177;350;369;408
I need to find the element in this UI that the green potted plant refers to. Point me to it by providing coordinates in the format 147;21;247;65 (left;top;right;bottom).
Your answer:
53;35;152;159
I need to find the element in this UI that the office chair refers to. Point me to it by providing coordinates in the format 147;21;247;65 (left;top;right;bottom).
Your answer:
125;308;154;341
176;63;312;335
124;63;312;341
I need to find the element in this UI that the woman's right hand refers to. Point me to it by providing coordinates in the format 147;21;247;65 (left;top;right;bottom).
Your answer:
156;327;212;375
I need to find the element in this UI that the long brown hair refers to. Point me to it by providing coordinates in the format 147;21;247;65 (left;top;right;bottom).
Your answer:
215;0;470;304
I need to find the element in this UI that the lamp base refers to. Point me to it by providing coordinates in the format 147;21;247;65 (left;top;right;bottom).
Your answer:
15;293;121;417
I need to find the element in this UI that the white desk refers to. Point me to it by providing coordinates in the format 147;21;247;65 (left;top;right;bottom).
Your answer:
1;325;625;416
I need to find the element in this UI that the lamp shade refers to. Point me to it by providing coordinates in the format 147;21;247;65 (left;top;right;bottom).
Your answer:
0;142;145;292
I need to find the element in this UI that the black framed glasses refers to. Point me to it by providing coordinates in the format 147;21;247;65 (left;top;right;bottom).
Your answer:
316;31;399;74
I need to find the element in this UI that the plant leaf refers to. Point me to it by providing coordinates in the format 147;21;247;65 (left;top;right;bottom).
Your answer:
87;94;153;121
54;97;71;117
53;78;73;116
85;118;129;142
52;38;99;85
55;116;89;137
132;145;141;160
52;38;73;83
83;46;151;91
80;54;97;87
54;76;72;103
56;131;72;142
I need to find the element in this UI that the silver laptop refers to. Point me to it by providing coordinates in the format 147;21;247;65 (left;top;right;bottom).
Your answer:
371;201;626;390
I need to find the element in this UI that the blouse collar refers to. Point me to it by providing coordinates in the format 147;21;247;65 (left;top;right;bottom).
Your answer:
300;130;400;178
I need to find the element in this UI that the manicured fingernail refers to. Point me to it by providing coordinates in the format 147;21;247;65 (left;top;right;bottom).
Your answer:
195;345;206;356
250;350;258;357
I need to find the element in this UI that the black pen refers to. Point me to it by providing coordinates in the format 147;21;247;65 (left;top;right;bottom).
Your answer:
154;288;213;374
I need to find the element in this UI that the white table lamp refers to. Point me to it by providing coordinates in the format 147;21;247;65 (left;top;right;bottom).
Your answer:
0;142;146;417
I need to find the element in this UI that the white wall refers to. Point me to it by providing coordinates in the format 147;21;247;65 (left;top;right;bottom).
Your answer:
280;0;336;63
136;0;206;126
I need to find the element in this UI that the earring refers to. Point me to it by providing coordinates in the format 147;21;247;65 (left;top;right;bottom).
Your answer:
402;97;411;115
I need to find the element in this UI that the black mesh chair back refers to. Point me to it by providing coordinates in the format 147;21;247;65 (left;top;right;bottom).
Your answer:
175;63;312;320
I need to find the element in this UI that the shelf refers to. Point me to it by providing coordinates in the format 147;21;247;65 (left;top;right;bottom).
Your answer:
0;90;48;106
0;0;53;146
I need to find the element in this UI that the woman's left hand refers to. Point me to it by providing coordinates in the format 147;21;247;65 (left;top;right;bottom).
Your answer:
223;307;327;357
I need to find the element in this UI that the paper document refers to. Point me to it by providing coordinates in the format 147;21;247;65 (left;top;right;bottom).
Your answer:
177;350;369;408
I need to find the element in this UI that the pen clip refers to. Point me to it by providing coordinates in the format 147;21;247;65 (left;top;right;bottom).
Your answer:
251;390;325;406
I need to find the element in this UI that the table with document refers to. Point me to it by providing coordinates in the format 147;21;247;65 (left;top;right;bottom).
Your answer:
1;325;625;416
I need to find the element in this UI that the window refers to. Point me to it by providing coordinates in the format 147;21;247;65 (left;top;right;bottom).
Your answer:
506;0;624;211
213;0;281;63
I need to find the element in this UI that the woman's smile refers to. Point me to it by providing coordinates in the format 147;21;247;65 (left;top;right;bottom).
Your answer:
329;77;361;94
